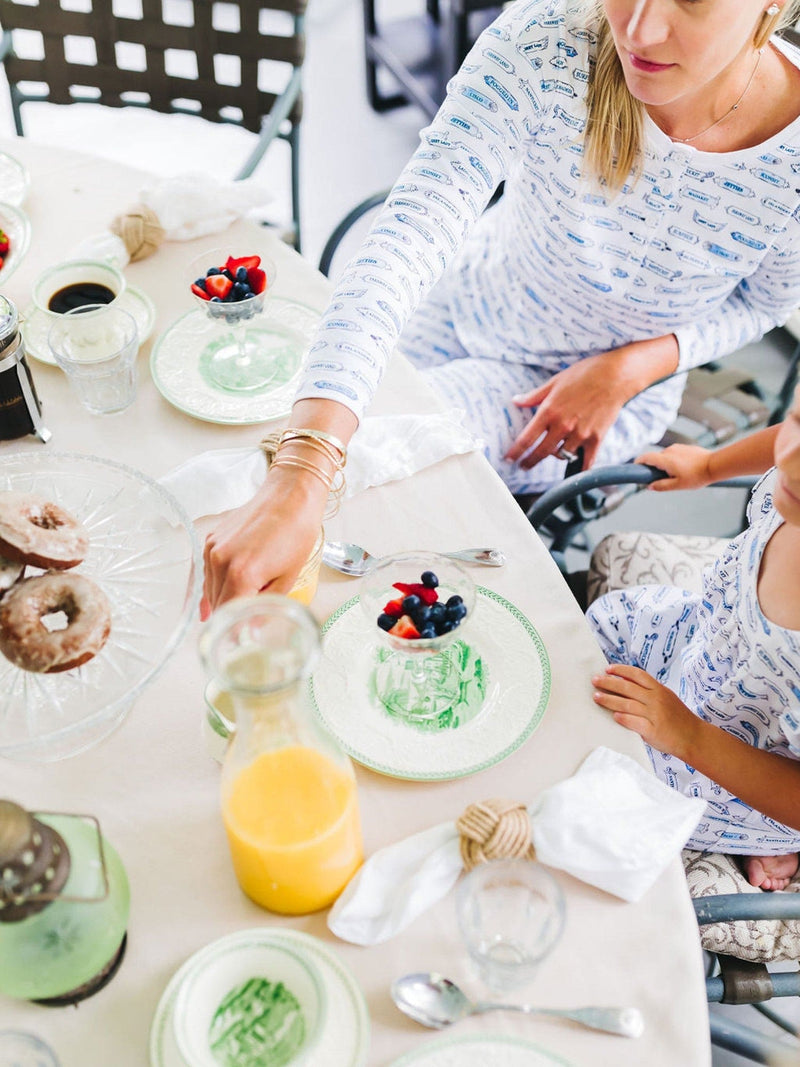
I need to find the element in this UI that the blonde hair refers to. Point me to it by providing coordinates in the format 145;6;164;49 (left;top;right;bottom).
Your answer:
582;0;800;191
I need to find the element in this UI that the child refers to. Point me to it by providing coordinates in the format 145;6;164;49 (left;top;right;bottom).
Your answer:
588;395;800;891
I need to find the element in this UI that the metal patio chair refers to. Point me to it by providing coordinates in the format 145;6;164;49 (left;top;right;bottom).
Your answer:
0;0;306;248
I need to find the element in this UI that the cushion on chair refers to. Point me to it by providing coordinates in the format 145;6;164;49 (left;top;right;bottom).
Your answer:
586;531;728;606
683;850;800;963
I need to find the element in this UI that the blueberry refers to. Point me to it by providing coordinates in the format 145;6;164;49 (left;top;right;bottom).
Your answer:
239;283;253;297
232;282;248;299
210;295;222;302
446;601;467;622
236;266;249;282
446;594;463;609
402;594;421;614
411;605;431;628
439;618;456;633
222;268;235;281
206;266;221;276
421;570;439;589
194;277;207;290
377;613;395;632
419;624;436;639
429;602;446;622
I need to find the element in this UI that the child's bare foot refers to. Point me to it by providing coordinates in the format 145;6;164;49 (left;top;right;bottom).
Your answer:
744;854;799;891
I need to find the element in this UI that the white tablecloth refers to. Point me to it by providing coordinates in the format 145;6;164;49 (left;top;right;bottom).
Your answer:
0;138;710;1067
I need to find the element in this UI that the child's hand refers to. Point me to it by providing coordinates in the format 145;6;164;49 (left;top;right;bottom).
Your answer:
591;664;699;756
636;444;713;491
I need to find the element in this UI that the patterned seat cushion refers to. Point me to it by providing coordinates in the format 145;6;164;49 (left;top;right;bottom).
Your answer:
589;531;800;962
684;850;800;962
587;531;728;605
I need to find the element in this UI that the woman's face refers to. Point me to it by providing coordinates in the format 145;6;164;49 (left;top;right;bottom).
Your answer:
774;389;800;526
603;0;773;107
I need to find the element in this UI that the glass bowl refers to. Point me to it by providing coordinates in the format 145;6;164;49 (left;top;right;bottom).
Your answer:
0;452;201;762
0;151;31;207
0;202;32;286
359;551;478;728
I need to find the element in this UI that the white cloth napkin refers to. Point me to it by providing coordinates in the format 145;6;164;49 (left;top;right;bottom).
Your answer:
327;747;706;946
70;173;274;268
158;411;480;521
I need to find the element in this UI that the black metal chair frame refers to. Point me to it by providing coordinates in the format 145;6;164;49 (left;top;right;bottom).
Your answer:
0;0;306;249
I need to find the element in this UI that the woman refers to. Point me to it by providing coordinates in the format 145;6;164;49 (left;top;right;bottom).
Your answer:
202;0;800;615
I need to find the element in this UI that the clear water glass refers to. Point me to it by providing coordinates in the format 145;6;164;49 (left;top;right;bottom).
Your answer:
48;304;138;414
457;859;565;991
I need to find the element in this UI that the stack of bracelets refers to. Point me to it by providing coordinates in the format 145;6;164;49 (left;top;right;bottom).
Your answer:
260;427;347;514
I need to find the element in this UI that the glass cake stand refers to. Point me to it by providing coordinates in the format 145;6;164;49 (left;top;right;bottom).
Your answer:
0;452;201;762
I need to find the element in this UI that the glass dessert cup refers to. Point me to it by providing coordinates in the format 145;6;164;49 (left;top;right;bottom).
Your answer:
360;551;478;729
186;248;277;393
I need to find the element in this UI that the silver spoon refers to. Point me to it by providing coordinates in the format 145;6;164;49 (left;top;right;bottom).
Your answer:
391;973;645;1039
322;541;505;577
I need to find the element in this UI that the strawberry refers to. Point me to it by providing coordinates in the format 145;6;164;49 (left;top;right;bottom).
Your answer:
0;230;9;256
393;581;439;605
191;282;210;300
389;615;421;640
247;266;267;295
383;597;404;617
226;254;261;274
205;274;233;299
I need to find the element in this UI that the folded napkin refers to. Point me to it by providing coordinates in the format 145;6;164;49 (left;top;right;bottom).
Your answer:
70;172;274;268
158;411;480;521
327;747;706;945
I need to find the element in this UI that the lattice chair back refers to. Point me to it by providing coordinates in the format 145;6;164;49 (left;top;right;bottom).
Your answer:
0;0;306;242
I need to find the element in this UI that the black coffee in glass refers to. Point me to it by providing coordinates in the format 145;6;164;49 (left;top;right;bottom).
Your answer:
48;282;116;314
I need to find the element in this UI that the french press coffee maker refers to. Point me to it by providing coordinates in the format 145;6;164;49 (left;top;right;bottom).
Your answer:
0;294;50;441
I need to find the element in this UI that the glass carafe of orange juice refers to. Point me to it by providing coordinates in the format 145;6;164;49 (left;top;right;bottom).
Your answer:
200;595;363;915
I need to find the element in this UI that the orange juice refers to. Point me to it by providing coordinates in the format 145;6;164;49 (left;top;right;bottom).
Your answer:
222;744;362;914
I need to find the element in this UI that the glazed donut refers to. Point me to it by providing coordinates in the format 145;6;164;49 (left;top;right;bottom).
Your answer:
0;555;23;596
0;572;111;673
0;491;89;570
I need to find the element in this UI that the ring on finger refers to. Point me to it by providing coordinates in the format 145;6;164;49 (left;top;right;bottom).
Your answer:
556;447;578;463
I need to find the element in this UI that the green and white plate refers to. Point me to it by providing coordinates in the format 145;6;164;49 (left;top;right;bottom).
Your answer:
311;588;550;781
150;296;319;425
23;286;156;365
150;928;369;1067
389;1035;573;1067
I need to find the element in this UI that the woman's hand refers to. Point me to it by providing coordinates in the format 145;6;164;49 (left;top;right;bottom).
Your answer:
636;444;713;491
200;466;327;619
591;663;700;757
504;337;679;471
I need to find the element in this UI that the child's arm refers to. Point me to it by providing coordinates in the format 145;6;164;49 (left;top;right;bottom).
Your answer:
636;424;780;492
592;664;800;834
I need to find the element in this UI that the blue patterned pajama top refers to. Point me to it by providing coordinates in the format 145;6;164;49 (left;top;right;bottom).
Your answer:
297;0;800;492
587;470;800;855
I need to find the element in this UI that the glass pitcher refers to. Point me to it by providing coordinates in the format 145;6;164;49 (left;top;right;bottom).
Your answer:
200;594;363;915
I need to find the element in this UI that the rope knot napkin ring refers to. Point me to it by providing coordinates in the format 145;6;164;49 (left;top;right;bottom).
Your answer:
261;427;348;515
456;798;535;871
110;204;166;262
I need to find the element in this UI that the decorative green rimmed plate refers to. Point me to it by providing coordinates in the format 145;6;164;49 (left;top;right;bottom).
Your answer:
310;587;550;781
150;296;319;425
389;1034;573;1067
149;928;369;1067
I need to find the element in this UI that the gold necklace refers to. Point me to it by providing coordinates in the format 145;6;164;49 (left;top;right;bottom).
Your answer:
672;49;763;145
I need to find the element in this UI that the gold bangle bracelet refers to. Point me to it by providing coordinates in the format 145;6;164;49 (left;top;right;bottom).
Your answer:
281;427;347;464
271;456;334;492
279;435;343;473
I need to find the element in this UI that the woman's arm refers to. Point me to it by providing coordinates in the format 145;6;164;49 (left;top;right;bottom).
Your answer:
593;664;800;834
201;398;357;616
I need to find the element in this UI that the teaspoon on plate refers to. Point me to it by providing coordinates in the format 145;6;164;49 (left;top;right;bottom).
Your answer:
322;541;505;577
391;972;645;1038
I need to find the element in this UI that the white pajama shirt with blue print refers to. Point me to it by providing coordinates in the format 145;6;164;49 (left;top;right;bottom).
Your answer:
588;470;800;855
297;0;800;493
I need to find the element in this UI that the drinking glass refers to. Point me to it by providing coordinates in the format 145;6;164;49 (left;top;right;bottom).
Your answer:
360;551;482;730
187;247;277;392
457;859;565;991
48;304;138;415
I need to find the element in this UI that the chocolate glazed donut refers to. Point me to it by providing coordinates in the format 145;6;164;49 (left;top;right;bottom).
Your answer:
0;491;89;570
0;573;111;672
